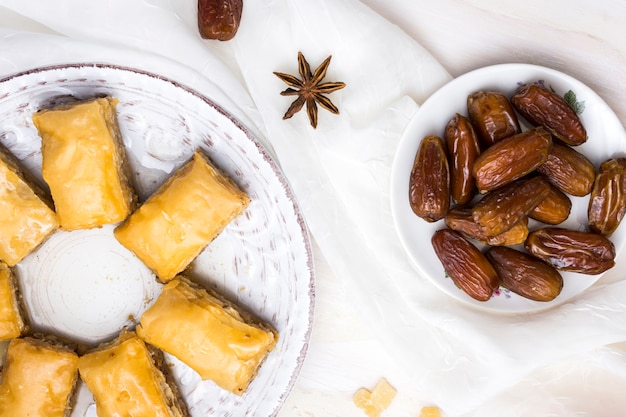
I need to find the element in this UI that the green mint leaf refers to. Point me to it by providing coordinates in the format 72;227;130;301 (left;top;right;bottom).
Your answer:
564;90;585;114
564;90;577;107
574;100;586;114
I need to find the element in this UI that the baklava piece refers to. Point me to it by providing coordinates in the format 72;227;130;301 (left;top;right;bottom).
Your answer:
0;337;79;417
0;143;57;266
32;97;136;230
77;331;188;417
136;276;277;394
114;150;249;282
0;262;26;341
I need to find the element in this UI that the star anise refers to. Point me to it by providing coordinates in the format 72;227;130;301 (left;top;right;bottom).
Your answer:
274;51;346;129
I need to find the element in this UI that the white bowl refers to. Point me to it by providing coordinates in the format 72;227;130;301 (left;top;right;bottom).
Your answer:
390;63;626;313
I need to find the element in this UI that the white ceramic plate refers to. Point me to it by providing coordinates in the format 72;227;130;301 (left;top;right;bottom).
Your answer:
0;64;314;417
390;63;626;313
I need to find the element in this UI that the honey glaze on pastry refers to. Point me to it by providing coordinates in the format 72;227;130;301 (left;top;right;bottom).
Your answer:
0;262;26;341
0;337;79;417
136;276;278;395
77;331;189;417
114;150;250;283
32;97;136;230
0;143;58;266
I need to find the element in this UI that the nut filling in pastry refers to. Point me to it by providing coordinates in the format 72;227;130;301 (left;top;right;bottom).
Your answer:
32;97;136;230
77;331;189;417
137;276;278;394
0;337;79;417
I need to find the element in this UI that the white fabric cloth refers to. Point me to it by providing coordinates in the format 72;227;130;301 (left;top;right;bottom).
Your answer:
1;1;626;415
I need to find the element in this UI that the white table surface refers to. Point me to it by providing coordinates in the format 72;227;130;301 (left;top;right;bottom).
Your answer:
1;1;626;417
278;1;626;416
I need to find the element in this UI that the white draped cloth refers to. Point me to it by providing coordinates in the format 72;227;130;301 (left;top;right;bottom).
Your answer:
1;1;626;415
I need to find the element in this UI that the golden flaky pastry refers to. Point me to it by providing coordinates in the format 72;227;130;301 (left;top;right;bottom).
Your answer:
114;150;249;282
0;262;26;341
77;331;188;417
32;97;136;230
136;276;277;394
0;143;57;266
0;337;79;417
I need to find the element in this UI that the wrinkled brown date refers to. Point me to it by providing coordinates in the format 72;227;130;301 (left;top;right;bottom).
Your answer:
445;207;528;246
467;91;521;148
511;83;587;146
472;126;552;192
198;0;243;41
431;229;499;301
536;143;595;197
525;228;616;275
485;246;563;302
409;135;450;222
529;184;572;225
588;158;626;236
445;114;480;205
472;175;551;237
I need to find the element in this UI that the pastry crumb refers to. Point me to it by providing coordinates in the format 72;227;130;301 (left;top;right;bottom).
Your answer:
353;378;397;417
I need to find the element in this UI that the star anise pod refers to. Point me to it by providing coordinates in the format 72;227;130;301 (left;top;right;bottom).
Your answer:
274;51;346;129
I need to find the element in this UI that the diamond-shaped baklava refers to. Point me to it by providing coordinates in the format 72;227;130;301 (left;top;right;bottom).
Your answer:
136;276;277;394
114;151;249;282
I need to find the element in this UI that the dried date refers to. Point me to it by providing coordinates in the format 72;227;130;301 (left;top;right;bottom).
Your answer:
472;176;551;237
511;83;587;146
528;184;572;225
467;90;521;148
409;135;450;222
525;227;616;275
536;142;595;197
198;0;243;41
472;126;552;192
588;158;626;236
432;229;499;301
485;246;563;302
445;114;480;205
445;207;528;246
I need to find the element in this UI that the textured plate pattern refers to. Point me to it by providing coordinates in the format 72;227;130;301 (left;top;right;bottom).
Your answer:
0;64;314;417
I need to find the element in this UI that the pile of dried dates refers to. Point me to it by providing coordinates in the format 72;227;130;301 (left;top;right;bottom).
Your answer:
409;81;626;303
